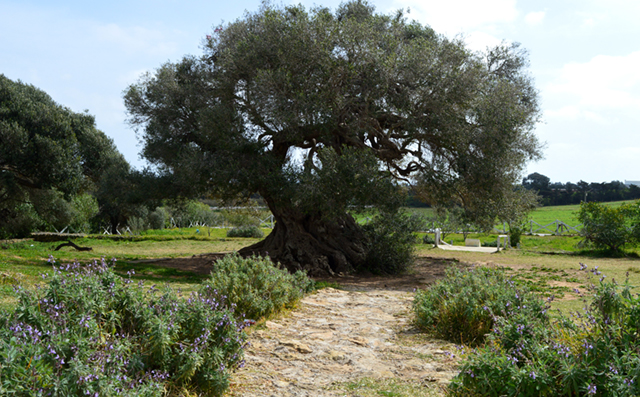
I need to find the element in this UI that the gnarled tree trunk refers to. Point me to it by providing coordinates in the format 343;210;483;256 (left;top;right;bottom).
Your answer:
238;207;369;277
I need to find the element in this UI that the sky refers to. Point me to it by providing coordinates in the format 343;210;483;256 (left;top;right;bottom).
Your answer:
1;0;639;184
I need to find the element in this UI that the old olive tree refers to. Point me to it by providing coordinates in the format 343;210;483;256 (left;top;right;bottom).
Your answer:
124;1;541;275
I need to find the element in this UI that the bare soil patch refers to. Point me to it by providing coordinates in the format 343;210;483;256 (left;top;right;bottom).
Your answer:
128;253;226;275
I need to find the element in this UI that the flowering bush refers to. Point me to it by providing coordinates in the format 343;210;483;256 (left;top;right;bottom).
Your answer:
0;257;249;396
413;266;546;346
201;253;313;321
448;264;640;396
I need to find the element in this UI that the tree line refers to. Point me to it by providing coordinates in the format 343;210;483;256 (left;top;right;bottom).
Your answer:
522;172;640;206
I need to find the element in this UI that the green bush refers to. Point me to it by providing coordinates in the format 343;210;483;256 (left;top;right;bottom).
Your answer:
127;216;147;234
0;258;248;396
423;234;435;245
449;264;640;396
413;266;546;346
201;253;313;321
577;201;634;252
147;207;167;230
226;225;264;238
509;226;523;247
361;211;422;275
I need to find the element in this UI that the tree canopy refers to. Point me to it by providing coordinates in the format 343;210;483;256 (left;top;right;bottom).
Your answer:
125;1;542;275
0;74;128;237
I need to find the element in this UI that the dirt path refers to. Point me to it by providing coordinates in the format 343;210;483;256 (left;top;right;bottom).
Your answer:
137;254;467;395
227;258;464;397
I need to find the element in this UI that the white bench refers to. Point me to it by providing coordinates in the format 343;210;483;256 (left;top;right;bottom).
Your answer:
465;238;481;247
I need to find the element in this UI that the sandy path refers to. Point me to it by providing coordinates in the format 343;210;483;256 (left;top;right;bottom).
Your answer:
228;287;459;396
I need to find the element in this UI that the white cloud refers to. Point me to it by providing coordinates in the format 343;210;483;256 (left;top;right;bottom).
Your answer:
546;51;640;115
463;31;505;53
392;0;517;35
524;11;545;26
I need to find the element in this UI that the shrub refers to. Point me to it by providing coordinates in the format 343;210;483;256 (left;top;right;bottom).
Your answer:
449;264;640;396
423;234;435;245
413;266;546;346
509;226;523;247
147;207;167;230
127;216;147;234
577;201;632;252
361;211;422;275
226;225;264;238
201;253;313;321
0;258;248;396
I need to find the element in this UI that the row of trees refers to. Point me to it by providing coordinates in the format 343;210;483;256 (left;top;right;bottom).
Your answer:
523;172;640;206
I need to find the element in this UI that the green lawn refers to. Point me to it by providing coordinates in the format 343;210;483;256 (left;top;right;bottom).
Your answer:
0;227;270;309
407;200;634;233
3;222;640;318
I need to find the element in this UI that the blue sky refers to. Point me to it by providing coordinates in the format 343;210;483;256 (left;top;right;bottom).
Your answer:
2;0;639;183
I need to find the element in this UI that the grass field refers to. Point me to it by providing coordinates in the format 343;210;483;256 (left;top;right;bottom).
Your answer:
2;217;639;315
0;227;270;309
407;200;633;231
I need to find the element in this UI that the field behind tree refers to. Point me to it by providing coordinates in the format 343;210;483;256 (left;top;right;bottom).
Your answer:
407;200;633;229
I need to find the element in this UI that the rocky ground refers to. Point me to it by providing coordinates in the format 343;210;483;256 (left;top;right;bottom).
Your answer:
226;257;464;397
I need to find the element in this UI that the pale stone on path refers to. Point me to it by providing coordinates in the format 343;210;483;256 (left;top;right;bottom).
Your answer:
347;336;368;346
279;340;313;354
264;320;283;329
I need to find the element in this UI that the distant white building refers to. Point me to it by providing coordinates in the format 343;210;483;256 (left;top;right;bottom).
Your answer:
625;180;640;187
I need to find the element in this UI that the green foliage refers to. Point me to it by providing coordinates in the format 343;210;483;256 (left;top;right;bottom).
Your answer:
69;193;99;233
0;258;248;396
422;234;436;245
147;207;167;230
577;201;637;252
127;216;147;234
201;253;313;321
623;200;640;244
509;226;524;247
226;226;264;238
167;201;222;228
296;147;403;220
449;265;640;396
0;74;127;238
362;212;422;275
413;267;546;346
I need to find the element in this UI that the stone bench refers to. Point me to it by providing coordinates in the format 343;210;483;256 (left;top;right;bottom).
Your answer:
465;238;481;247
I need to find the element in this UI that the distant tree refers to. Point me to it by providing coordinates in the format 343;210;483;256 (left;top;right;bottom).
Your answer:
0;75;125;237
523;173;550;192
497;187;539;245
125;1;541;275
